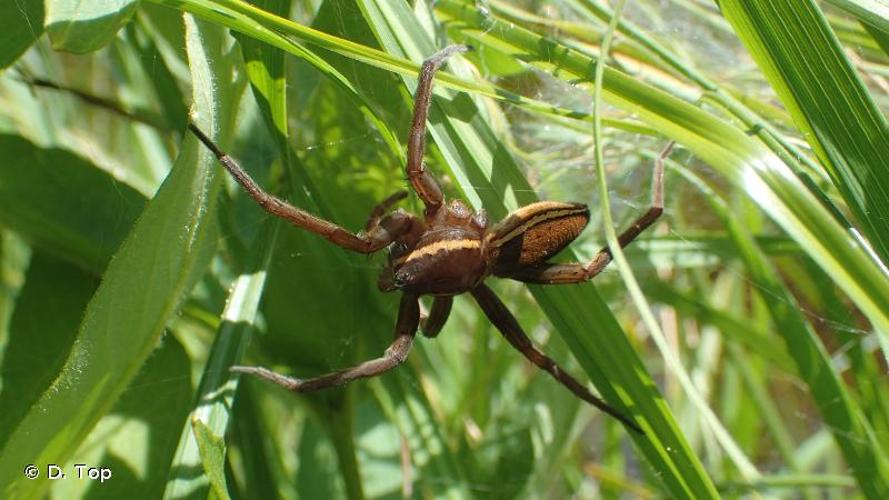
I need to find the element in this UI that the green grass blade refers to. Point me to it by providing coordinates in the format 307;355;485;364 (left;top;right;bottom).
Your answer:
0;13;231;500
191;419;231;500
719;0;889;265
676;165;889;496
149;0;648;131
593;0;760;483
435;0;889;391
824;0;889;35
164;220;278;499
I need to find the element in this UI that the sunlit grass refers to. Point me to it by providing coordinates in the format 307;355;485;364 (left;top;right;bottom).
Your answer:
0;0;887;498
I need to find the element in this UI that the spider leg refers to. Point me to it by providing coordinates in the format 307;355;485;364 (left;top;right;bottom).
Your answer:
232;293;420;392
420;296;453;338
189;123;408;253
508;142;674;285
471;284;644;433
365;190;409;231
407;45;470;216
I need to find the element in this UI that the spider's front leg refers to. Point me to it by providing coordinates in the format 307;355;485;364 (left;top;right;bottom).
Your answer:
232;293;421;392
506;142;675;284
406;45;470;216
188;123;410;253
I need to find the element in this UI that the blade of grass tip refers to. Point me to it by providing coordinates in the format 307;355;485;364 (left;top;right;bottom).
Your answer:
164;219;279;497
0;13;232;500
591;0;760;482
191;418;231;499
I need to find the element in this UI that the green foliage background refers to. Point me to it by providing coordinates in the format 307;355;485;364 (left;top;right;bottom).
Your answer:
0;0;888;498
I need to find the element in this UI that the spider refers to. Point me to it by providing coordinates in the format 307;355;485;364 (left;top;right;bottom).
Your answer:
189;45;671;434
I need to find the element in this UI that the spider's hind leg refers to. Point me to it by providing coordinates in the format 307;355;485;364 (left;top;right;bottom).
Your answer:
506;141;675;285
470;284;644;433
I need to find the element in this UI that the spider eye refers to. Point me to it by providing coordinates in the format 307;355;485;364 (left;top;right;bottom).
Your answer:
392;273;408;288
389;241;408;259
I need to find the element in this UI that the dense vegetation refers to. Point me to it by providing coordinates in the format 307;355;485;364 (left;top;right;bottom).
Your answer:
1;0;888;498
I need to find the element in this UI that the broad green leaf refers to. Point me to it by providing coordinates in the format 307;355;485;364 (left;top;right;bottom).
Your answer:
45;0;137;53
0;252;96;449
0;135;146;274
51;335;192;499
0;14;228;499
0;0;44;68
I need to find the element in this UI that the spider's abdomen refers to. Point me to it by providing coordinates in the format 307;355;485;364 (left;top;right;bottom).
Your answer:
487;201;590;275
391;229;486;296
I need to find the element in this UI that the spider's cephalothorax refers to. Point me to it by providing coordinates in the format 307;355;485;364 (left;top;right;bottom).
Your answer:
189;45;672;434
380;199;592;296
379;198;490;295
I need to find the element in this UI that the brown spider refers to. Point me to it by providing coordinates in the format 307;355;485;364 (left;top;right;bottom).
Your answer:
189;45;670;434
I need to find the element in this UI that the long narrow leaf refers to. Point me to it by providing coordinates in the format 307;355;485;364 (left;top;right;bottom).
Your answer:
719;0;889;266
0;13;229;500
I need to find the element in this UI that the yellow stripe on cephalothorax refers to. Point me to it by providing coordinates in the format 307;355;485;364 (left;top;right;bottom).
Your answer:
488;205;588;247
400;238;481;265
